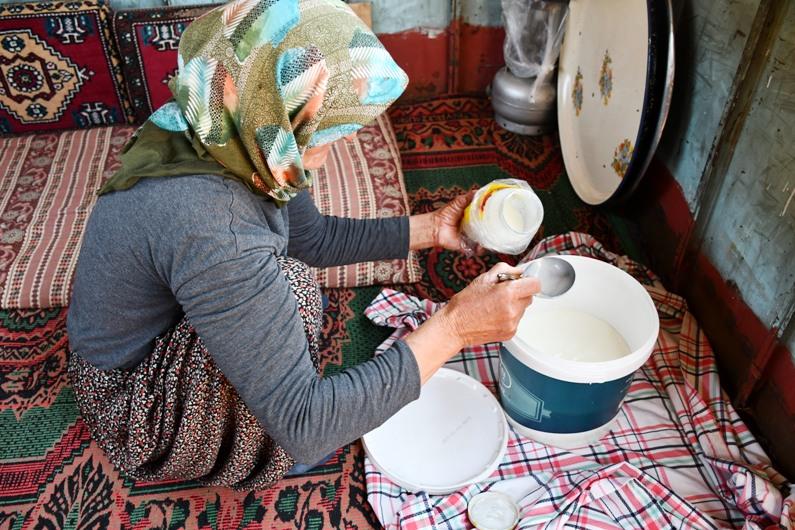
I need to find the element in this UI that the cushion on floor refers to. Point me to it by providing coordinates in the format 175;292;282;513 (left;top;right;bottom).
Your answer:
112;4;214;124
0;125;135;308
310;113;421;288
0;0;132;134
0;113;417;308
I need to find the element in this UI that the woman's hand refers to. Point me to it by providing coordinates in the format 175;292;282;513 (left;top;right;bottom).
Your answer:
404;262;540;383
432;191;474;251
408;191;475;251
441;262;540;346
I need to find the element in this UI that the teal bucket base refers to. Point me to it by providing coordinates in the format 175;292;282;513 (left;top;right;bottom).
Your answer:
506;412;618;449
499;345;634;447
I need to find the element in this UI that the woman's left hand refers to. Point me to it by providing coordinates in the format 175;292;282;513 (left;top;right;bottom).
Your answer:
432;191;474;251
409;191;475;251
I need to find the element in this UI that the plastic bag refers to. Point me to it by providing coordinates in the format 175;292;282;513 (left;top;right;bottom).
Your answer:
501;0;567;98
460;179;544;255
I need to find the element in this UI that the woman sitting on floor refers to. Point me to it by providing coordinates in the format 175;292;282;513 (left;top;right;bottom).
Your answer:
67;0;539;490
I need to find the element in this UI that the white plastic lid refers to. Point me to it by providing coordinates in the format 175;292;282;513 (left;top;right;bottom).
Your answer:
362;368;508;495
468;491;520;530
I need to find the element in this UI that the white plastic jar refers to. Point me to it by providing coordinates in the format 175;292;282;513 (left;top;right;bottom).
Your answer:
461;179;544;254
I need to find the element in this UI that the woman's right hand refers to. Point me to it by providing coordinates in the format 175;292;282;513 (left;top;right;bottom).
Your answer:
404;263;540;383
442;263;540;347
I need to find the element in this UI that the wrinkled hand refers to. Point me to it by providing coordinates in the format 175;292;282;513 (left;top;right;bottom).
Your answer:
403;261;540;382
431;191;475;251
441;262;540;346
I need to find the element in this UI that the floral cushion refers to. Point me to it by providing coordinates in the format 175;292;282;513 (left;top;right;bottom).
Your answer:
310;113;421;287
0;113;417;308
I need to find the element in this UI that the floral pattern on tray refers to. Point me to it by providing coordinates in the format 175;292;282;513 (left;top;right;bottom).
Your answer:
611;138;633;178
572;67;584;116
599;49;613;105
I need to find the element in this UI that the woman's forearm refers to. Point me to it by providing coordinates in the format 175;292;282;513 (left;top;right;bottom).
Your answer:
288;192;411;266
408;192;473;252
404;306;465;384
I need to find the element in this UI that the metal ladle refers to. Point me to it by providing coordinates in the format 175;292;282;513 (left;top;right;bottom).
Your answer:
496;256;576;298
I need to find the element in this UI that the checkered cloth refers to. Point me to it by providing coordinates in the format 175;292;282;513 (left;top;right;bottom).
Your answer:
363;232;794;530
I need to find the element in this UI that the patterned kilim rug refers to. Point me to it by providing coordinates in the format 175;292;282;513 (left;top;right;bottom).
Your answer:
0;97;640;529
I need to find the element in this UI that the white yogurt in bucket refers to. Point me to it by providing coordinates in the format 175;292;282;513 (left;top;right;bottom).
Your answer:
499;255;659;448
517;308;631;362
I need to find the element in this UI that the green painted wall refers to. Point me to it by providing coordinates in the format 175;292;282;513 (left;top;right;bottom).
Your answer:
460;0;503;27
658;0;794;356
698;1;794;347
657;0;760;207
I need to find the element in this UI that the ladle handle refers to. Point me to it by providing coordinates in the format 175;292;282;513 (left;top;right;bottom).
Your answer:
496;272;524;283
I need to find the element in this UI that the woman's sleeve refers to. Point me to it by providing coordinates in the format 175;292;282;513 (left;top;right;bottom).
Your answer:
174;248;421;464
286;190;410;267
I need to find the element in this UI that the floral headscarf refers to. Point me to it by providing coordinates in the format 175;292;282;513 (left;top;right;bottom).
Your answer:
101;0;408;204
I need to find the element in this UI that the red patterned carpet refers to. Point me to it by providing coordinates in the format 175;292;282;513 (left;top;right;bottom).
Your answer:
0;97;638;529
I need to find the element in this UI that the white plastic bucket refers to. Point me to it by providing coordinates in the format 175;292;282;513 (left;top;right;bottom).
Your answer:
500;255;659;448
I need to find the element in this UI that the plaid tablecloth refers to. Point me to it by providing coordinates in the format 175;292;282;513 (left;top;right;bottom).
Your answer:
363;232;794;530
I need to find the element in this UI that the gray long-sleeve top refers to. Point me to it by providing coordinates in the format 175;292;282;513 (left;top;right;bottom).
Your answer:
67;174;421;464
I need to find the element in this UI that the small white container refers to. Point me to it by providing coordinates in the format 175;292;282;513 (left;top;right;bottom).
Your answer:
461;179;544;254
468;491;520;530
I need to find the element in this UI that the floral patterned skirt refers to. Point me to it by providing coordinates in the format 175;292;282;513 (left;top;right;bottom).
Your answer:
68;255;322;491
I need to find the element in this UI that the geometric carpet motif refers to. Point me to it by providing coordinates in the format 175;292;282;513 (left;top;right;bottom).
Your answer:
0;29;86;125
0;1;130;134
112;5;211;123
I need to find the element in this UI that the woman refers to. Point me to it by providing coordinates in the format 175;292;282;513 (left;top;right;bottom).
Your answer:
67;0;539;490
